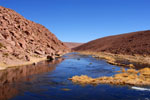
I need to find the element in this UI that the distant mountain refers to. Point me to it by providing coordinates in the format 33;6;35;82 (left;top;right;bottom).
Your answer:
73;30;150;55
64;42;84;49
0;6;69;67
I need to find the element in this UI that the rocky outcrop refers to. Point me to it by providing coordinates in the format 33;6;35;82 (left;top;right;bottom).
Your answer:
0;6;69;67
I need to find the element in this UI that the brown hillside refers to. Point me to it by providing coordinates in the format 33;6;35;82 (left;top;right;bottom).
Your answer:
0;6;69;67
64;42;83;48
73;30;150;55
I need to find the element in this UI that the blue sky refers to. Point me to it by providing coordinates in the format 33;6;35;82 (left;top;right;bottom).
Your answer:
1;0;150;43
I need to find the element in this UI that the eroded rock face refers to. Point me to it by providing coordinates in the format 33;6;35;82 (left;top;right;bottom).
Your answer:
0;6;69;66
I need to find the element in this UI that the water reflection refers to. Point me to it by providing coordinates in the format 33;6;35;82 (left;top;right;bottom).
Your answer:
0;58;64;100
1;53;150;100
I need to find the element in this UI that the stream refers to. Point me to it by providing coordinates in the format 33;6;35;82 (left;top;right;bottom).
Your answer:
0;53;150;100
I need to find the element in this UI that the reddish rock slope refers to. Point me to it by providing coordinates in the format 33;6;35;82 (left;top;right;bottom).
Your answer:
73;30;150;55
64;42;83;49
0;6;69;66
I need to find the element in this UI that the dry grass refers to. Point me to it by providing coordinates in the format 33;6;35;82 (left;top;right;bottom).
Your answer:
78;51;150;68
69;51;150;86
0;43;6;49
3;53;9;57
69;67;150;86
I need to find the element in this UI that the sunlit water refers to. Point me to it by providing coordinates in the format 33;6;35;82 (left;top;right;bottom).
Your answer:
0;53;150;100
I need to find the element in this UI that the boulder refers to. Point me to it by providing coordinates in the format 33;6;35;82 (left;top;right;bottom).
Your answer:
47;55;55;61
18;38;26;49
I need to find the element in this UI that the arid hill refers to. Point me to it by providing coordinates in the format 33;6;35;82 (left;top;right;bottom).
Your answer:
0;6;69;67
73;30;150;55
64;42;83;49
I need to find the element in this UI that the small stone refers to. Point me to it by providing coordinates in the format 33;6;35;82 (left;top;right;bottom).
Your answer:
18;38;26;49
33;62;37;65
25;55;30;61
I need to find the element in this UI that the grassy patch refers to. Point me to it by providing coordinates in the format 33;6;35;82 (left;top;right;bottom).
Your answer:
33;54;41;58
69;67;150;86
3;53;9;57
0;43;5;48
78;51;150;68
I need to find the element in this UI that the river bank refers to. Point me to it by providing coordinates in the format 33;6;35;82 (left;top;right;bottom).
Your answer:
77;51;150;69
1;53;150;100
0;57;47;70
69;51;150;86
0;53;66;70
69;67;150;86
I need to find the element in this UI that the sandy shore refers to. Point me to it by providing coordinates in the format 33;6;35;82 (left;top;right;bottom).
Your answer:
0;54;64;70
0;57;47;70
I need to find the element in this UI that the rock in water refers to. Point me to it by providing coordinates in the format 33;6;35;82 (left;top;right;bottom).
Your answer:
47;55;55;61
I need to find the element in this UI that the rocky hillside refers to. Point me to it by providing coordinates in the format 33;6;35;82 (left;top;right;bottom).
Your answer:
0;6;69;67
64;42;83;49
73;30;150;55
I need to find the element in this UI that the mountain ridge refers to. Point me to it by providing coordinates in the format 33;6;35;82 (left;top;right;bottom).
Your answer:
73;30;150;55
64;42;83;49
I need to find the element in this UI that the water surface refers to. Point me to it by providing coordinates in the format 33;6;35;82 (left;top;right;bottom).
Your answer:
0;53;150;100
